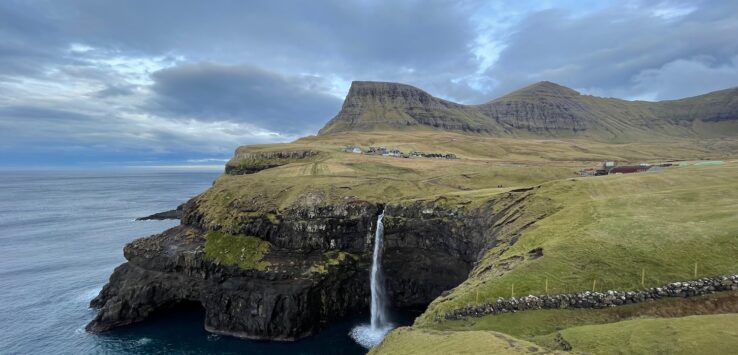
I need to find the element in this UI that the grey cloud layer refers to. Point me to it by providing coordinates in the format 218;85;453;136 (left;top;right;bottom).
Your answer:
149;64;342;134
0;0;737;165
486;1;738;99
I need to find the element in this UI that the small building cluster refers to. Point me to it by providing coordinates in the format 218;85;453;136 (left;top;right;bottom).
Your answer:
344;145;456;160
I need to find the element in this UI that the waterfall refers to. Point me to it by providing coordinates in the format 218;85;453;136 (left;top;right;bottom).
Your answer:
349;210;393;348
370;212;387;330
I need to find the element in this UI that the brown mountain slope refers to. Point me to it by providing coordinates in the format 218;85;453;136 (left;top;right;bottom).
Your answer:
318;80;738;141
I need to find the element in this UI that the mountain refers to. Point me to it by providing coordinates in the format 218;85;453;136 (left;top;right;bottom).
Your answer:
318;81;738;141
318;81;498;134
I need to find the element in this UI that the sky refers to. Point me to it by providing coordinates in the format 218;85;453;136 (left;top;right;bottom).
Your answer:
1;0;737;168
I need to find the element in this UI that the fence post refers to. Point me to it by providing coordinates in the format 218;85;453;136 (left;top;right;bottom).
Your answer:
592;279;597;292
476;290;479;304
641;268;645;287
545;277;549;294
511;283;515;298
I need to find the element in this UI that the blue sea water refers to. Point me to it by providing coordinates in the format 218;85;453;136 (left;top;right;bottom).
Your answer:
0;169;412;354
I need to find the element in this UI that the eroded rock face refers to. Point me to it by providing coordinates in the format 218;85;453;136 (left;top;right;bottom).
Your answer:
225;150;319;175
88;190;538;340
87;225;368;340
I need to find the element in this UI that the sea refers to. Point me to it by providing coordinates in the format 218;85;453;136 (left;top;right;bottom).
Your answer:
0;169;414;354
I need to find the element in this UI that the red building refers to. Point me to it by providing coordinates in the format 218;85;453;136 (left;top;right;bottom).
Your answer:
608;165;649;174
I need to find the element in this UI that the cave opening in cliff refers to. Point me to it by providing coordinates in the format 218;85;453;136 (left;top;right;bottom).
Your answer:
143;300;206;326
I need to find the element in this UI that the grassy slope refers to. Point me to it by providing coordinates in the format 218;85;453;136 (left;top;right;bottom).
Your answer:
431;291;738;339
370;162;738;354
368;327;569;355
373;314;738;355
534;314;738;355
374;293;738;354
416;163;738;325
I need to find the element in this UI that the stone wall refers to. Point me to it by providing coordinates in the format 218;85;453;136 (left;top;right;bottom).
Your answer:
443;275;738;321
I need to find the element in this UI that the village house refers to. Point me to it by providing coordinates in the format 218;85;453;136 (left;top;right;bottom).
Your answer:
343;145;362;154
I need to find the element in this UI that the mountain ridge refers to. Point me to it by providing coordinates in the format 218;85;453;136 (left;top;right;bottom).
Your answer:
318;80;738;141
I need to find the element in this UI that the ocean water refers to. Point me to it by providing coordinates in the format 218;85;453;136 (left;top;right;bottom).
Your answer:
0;169;412;354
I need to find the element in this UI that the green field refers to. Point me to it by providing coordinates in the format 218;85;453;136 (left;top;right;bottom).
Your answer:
368;327;569;355
534;314;738;354
373;313;738;355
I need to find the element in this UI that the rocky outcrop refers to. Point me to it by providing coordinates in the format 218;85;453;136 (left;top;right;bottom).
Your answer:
225;149;318;175
442;275;738;321
136;204;184;220
88;189;542;340
87;225;368;340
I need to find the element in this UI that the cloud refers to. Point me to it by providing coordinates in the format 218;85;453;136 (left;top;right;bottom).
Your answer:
149;63;343;134
1;0;738;166
93;85;135;98
482;1;738;99
632;56;738;100
0;102;297;167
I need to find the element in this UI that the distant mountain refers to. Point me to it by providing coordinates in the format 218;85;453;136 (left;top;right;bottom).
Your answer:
318;80;738;141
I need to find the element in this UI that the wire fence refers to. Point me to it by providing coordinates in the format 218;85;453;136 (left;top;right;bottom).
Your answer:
472;261;729;303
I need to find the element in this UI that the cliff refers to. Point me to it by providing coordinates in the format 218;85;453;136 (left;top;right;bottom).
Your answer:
86;188;543;340
318;81;738;141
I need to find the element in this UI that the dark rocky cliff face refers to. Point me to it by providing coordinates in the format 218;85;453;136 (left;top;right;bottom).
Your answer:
87;224;368;341
87;189;539;340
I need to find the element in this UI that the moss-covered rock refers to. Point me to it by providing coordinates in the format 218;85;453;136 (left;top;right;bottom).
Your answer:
203;231;271;270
